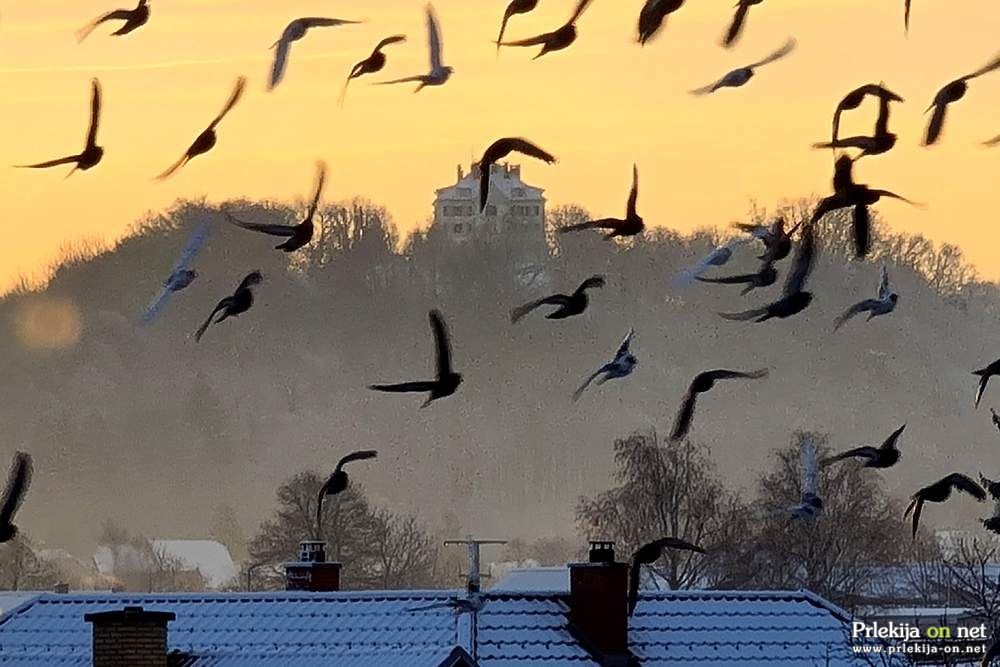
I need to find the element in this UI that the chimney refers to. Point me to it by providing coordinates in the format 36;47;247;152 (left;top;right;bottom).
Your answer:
284;540;341;592
457;164;464;181
85;606;175;667
568;541;630;665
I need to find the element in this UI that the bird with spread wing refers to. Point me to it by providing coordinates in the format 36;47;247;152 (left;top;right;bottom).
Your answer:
225;162;326;253
141;222;210;324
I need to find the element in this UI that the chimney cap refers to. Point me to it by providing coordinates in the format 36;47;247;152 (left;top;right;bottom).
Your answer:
85;606;176;624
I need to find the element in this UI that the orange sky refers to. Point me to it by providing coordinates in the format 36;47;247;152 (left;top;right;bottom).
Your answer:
1;0;998;290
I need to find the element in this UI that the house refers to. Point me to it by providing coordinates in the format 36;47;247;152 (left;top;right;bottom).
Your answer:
0;541;906;667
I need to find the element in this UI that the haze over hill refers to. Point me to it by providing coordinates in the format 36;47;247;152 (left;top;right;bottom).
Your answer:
2;194;997;557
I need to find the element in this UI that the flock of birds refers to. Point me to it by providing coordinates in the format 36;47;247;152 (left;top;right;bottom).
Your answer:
5;0;1000;658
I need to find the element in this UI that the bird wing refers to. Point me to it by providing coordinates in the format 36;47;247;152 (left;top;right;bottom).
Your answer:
224;213;297;237
500;32;554;47
670;391;698;441
479;162;491;212
370;381;438;393
984;134;1000;147
877;266;891;300
654;537;707;554
966;52;1000;80
377;75;428;86
719;307;769;322
923;103;948;146
615;328;635;358
142;286;175;325
194;298;232;342
695;272;757;285
142;223;210;323
909;498;923;538
211;77;246;128
833;300;878;331
723;2;750;47
568;0;595;24
510;295;571;323
853;203;870;258
904;0;911;32
748;38;796;69
76;9;133;42
16;155;81;169
627;557;641;616
689;78;724;96
335;449;378;472
155;150;192;181
977;374;993;409
301;17;361;30
306;161;327;221
572;368;606;402
821;446;879;466
626;164;639;219
86;79;102;148
945;473;987;500
426;5;443;71
783;221;816;296
430;309;454;379
704;369;769;382
0;453;32;528
375;34;407;52
508;138;557;164
270;39;292;89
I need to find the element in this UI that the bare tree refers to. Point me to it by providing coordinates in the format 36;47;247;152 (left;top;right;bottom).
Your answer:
0;535;61;591
944;536;1000;639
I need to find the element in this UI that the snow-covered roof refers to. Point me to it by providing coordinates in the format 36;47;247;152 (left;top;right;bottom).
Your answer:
491;566;569;592
0;589;903;666
0;593;42;618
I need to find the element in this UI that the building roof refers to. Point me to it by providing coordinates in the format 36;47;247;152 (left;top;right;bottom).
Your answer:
491;566;569;592
435;163;544;203
0;589;903;666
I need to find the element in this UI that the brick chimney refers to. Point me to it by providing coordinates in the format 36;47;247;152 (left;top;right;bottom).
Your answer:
568;541;631;666
85;606;175;667
284;540;341;592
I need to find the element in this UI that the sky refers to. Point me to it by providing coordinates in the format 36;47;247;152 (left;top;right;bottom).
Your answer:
1;0;999;291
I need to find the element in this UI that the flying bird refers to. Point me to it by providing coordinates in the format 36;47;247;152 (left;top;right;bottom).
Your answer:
816;88;903;159
695;260;777;296
973;359;1000;408
720;220;816;322
17;79;103;176
734;217;796;263
141;222;210;324
0;452;32;544
573;329;638;401
627;537;705;616
558;165;643;238
670;369;768;441
722;0;763;48
510;275;604;323
833;266;898;330
980;474;1000;501
637;0;685;46
495;0;540;52
821;424;906;469
156;77;245;181
194;270;263;342
904;0;912;34
76;0;149;42
924;52;1000;146
825;84;904;157
338;35;407;105
498;0;594;59
674;237;753;286
985;134;1000;147
378;5;452;91
224;161;326;252
269;17;362;91
479;138;556;212
690;38;795;95
316;450;377;538
904;473;985;538
369;310;462;408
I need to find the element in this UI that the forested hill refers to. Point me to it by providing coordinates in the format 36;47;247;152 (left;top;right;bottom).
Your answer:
2;195;997;555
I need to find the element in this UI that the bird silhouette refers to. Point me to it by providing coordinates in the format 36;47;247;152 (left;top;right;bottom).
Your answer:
973;359;1000;408
674;237;754;286
479;138;556;212
558;165;643;238
316;450;377;539
904;473;985;538
76;0;149;42
821;424;906;469
338;35;407;105
498;0;594;59
980;474;1000;501
670;369;768;441
510;275;604;323
734;217;796;263
690;38;795;95
156;77;245;180
833;266;898;330
637;0;685;46
722;0;763;48
985;134;1000;147
720;220;816;322
17;79;103;177
924;52;1000;146
224;161;326;252
194;270;263;342
695;260;777;296
370;310;462;408
627;537;705;616
826;84;904;157
573;329;638;401
269;17;362;91
816;87;903;159
378;5;452;91
142;221;210;324
0;452;32;544
903;0;912;34
495;0;540;52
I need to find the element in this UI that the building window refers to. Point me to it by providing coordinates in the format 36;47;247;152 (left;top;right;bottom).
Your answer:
533;206;540;215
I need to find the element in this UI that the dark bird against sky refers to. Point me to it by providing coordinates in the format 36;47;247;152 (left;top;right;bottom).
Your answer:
833;266;898;330
17;78;103;177
510;275;604;323
816;86;903;159
690;38;795;95
904;473;985;538
76;0;149;43
0;452;32;544
627;537;705;616
316;450;377;539
973;359;1000;408
369;310;462;408
696;260;777;296
378;5;452;92
194;270;263;342
924;52;1000;146
142;221;210;324
156;77;246;181
573;328;637;401
339;35;407;106
479;138;556;212
827;84;904;158
495;0;540;52
670;369;769;441
269;17;362;91
498;0;594;59
558;164;643;238
722;0;763;48
821;424;906;469
225;161;326;252
637;0;685;46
